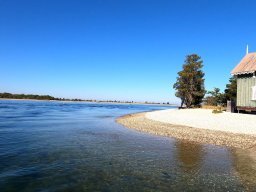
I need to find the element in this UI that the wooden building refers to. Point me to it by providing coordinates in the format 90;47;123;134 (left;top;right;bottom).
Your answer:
231;49;256;112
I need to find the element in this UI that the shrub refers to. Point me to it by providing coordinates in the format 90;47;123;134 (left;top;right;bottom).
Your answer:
212;106;223;114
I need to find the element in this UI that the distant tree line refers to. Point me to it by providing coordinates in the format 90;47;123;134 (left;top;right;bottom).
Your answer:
0;92;85;101
0;92;172;105
0;93;56;100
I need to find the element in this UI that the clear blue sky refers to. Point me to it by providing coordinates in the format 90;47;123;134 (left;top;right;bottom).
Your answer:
1;0;256;103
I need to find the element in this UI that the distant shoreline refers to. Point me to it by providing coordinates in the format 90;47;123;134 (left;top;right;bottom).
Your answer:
0;98;178;106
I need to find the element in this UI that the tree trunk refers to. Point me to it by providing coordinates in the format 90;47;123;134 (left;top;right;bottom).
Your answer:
180;100;184;108
180;98;184;108
185;93;193;108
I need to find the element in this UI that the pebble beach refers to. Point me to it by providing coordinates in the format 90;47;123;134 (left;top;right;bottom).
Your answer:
116;109;256;149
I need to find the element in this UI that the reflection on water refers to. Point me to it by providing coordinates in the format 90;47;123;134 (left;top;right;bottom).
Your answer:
0;100;256;191
176;141;204;172
232;147;256;191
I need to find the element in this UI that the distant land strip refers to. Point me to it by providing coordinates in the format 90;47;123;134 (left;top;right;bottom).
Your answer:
0;92;175;105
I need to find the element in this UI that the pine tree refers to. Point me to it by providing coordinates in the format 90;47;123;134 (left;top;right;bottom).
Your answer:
224;76;237;102
173;54;206;108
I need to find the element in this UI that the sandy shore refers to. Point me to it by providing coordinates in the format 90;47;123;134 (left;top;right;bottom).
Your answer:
116;110;256;149
146;109;256;135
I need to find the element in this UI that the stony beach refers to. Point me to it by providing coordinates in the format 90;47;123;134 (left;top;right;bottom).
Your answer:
116;109;256;149
146;109;256;135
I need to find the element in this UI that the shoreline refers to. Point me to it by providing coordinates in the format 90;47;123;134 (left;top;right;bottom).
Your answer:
116;112;256;149
146;108;256;135
0;98;177;106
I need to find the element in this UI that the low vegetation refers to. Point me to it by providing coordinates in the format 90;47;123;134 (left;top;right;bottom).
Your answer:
0;92;172;105
0;92;56;100
0;92;85;101
204;77;237;107
212;106;223;114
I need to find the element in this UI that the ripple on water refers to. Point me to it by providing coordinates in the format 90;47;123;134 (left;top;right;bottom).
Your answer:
0;100;255;191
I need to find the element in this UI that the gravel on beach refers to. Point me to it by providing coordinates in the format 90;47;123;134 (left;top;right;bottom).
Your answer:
116;112;256;149
146;109;256;135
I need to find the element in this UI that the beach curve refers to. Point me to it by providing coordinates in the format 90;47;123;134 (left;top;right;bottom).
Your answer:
116;109;256;149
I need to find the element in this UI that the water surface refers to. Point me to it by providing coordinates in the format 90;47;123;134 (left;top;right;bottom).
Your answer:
0;100;255;191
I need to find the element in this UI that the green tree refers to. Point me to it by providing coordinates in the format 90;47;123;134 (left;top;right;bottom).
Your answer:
205;87;225;106
173;54;206;108
224;76;237;102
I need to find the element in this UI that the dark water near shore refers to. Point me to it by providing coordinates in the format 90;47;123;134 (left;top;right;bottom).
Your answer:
0;100;256;191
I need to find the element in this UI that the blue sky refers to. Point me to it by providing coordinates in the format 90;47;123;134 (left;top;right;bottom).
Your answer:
1;0;256;103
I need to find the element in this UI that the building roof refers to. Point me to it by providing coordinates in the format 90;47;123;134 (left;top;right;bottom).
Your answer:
231;53;256;75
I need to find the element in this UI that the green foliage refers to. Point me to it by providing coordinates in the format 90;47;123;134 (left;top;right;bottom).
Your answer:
173;54;206;108
0;92;55;100
224;76;237;102
204;77;237;107
205;87;225;106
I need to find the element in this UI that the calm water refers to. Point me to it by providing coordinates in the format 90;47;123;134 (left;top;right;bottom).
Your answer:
0;100;256;191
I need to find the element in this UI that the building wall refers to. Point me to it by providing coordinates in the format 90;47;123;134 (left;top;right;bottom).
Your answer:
237;75;256;107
